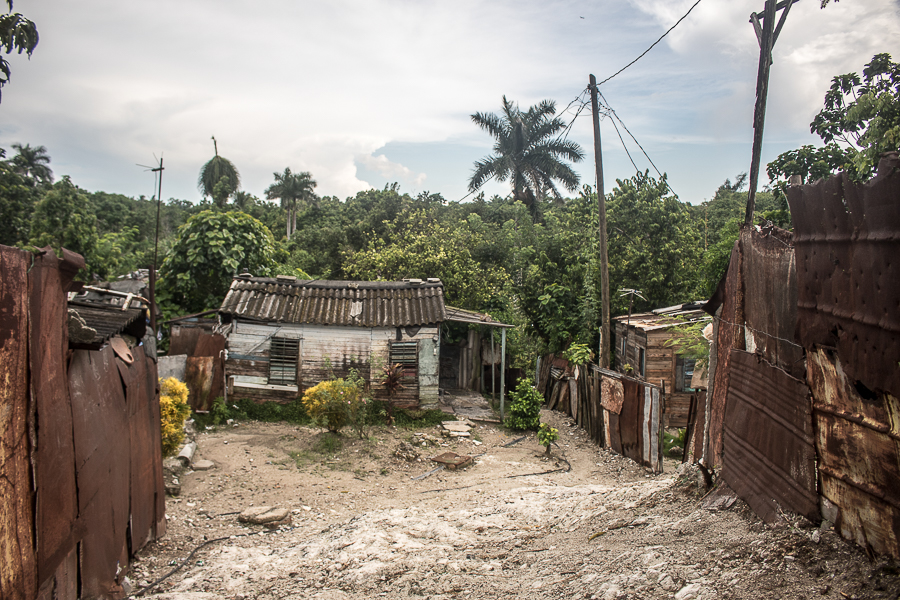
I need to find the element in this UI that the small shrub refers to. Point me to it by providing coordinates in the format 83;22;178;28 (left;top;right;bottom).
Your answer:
505;379;543;431
537;422;559;455
302;377;364;433
160;377;191;457
664;428;687;459
563;343;594;366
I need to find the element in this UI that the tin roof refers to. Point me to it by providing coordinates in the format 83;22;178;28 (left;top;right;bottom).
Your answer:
219;276;447;327
68;301;145;348
444;305;514;328
613;305;709;332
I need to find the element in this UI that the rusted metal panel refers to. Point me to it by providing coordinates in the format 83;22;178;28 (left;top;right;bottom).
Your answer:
185;356;217;411
740;227;804;378
118;351;160;553
0;245;37;600
808;347;900;557
704;239;746;467
69;346;130;599
787;155;900;398
36;547;77;600
598;373;663;472
29;250;81;586
221;277;447;327
67;301;145;348
722;349;818;523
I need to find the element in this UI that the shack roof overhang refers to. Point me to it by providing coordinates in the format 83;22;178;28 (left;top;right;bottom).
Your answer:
68;300;146;349
444;306;513;328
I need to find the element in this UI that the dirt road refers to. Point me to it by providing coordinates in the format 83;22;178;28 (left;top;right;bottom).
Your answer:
133;410;899;600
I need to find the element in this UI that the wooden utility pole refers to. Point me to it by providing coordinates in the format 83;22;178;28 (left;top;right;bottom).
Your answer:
745;0;797;225
149;156;164;335
589;74;611;368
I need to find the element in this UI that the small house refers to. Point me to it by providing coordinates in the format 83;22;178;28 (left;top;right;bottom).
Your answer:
218;276;492;409
614;302;710;427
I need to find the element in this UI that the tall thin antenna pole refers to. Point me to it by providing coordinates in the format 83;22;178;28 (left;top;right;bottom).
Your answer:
590;74;611;368
149;155;164;335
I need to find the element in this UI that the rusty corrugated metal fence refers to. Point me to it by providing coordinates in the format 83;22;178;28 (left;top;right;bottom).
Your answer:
0;245;165;600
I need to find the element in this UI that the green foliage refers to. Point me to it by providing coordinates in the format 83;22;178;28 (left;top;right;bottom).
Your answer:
158;210;276;316
563;343;593;366
10;143;52;183
265;167;316;240
29;176;99;278
537;422;559;454
661;316;711;361
606;171;704;315
0;2;39;99
504;379;543;431
810;53;900;180
198;140;240;205
663;428;687;459
469;96;584;217
0;161;37;245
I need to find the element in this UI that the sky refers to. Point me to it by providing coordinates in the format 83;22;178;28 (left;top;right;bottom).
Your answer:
1;0;898;207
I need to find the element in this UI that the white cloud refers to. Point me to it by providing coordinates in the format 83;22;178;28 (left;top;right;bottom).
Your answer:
356;153;426;188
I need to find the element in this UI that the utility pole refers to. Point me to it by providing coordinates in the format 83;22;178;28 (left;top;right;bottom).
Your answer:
589;74;611;368
745;0;797;225
149;156;164;335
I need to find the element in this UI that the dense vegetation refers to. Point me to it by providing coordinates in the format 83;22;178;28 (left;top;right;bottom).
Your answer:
3;54;894;368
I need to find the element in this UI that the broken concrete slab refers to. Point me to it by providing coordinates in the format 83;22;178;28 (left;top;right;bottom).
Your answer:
441;420;474;432
238;506;291;525
192;459;215;471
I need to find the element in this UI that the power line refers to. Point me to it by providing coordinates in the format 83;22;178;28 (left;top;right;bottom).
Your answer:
598;92;678;198
596;0;704;88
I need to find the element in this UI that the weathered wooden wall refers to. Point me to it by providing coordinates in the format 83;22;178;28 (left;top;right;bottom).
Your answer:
225;320;439;408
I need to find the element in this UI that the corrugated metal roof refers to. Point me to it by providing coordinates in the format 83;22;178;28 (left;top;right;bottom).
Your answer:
219;277;447;327
613;309;710;332
68;301;145;347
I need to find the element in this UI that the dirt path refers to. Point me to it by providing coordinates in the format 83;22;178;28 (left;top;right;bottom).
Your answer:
132;409;899;600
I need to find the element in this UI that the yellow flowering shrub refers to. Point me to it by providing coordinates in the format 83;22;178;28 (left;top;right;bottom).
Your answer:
302;378;363;433
160;377;191;457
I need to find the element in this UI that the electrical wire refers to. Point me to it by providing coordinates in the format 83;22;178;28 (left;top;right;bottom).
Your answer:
595;0;705;88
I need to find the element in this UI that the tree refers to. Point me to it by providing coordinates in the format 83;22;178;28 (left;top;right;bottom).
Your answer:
158;210;276;315
265;167;316;240
806;53;899;180
605;171;704;314
232;190;257;211
0;1;38;101
10;142;52;184
198;136;240;207
469;96;584;217
0;159;37;245
29;176;100;277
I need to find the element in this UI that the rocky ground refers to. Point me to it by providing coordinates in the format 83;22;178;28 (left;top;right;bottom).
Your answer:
131;408;900;600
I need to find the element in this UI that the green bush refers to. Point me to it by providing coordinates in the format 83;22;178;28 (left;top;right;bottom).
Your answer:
504;379;543;431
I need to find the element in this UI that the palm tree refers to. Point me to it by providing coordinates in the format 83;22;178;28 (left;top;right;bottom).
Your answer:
232;190;256;212
469;96;584;216
265;168;317;240
10;143;53;184
198;136;240;207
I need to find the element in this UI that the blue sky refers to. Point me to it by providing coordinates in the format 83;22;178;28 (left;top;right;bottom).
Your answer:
1;0;898;206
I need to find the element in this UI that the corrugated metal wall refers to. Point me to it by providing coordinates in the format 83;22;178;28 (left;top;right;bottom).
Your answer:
0;245;165;600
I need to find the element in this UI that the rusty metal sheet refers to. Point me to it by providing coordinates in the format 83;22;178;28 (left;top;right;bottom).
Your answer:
740;227;805;378
807;347;900;557
705;239;746;468
68;346;130;598
722;349;818;523
601;377;624;414
787;155;900;398
185;356;217;411
28;250;81;585
0;245;37;600
119;351;158;553
36;547;77;600
145;357;166;540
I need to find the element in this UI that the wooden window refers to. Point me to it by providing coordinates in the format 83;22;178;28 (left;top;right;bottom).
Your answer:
676;356;697;392
390;340;418;375
268;337;299;386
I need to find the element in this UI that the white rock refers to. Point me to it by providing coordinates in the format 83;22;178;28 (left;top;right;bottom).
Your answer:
675;583;703;600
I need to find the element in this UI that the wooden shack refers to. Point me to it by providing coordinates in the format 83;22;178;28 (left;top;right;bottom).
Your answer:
218;276;447;408
613;302;709;427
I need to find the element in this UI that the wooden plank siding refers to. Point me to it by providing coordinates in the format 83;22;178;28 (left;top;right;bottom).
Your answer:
615;321;699;428
224;320;438;408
